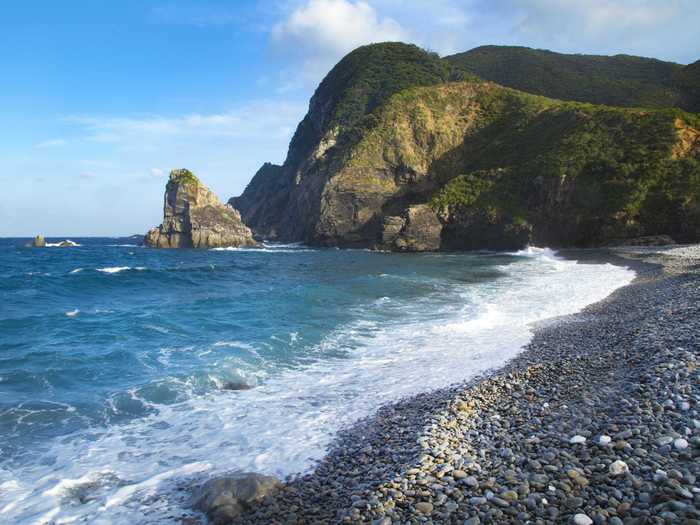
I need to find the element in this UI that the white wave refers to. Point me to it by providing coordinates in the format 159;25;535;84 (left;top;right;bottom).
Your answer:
45;240;81;247
97;267;146;274
0;249;635;524
69;268;83;274
210;247;315;253
262;241;305;248
210;242;315;253
65;309;80;317
97;266;130;274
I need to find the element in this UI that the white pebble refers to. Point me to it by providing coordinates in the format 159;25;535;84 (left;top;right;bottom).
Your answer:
656;436;674;446
674;438;689;450
609;460;629;476
569;435;586;444
597;435;611;445
573;513;593;525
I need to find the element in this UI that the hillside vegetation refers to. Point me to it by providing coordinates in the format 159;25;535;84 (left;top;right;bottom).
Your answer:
285;43;455;169
445;46;699;111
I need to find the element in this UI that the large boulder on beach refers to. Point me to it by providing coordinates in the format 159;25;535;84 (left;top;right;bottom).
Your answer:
194;472;280;524
145;169;258;249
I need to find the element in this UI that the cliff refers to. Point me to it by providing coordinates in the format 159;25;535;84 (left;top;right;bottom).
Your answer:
145;169;257;249
232;43;700;251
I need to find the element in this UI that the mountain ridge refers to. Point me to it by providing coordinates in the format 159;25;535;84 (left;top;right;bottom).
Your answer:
230;43;700;251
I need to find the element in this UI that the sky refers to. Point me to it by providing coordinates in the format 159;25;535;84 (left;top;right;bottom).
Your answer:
1;0;699;236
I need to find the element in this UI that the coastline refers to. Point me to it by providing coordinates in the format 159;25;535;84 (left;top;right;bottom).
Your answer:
227;247;700;524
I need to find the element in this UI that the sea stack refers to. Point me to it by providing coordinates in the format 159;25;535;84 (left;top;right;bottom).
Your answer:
33;235;46;247
145;169;257;249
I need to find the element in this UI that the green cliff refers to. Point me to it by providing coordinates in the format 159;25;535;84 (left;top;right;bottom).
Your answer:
232;43;700;251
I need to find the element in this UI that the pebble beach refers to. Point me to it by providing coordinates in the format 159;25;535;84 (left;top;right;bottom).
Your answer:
229;246;700;524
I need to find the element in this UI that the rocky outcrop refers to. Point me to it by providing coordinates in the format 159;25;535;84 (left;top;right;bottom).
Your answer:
57;240;79;247
194;473;280;524
33;235;46;248
380;205;442;251
145;169;257;249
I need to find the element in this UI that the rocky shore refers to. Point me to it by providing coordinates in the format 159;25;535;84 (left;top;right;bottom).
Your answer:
212;246;700;525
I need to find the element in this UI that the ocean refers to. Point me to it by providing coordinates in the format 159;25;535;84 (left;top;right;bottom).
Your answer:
0;238;635;524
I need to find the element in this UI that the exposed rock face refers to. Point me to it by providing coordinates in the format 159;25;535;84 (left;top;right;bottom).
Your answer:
33;235;46;248
145;169;257;249
380;205;442;251
194;473;280;524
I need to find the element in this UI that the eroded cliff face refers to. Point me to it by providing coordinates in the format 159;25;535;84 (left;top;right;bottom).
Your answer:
146;169;257;249
232;44;700;251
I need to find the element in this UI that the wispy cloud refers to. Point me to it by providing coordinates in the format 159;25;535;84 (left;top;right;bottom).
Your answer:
150;168;165;177
67;100;305;150
35;138;67;148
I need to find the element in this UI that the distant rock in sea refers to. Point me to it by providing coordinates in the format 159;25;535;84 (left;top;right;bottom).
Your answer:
145;169;257;249
33;235;46;247
57;240;79;247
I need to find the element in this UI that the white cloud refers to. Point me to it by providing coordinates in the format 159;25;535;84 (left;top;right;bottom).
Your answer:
150;168;165;177
511;0;674;38
271;0;410;88
35;138;67;148
272;0;408;55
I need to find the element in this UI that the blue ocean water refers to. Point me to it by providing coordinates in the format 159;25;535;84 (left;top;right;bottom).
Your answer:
0;238;635;523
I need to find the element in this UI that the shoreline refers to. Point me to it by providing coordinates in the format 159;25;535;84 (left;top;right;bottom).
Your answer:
224;246;700;524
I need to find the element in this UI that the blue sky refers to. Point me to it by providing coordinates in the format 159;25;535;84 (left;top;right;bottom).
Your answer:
2;0;699;236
